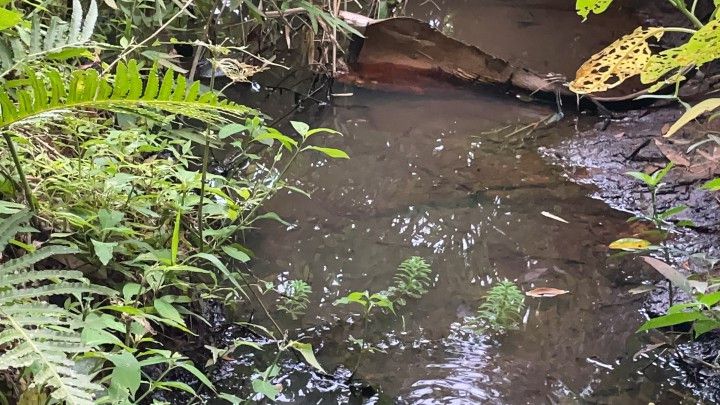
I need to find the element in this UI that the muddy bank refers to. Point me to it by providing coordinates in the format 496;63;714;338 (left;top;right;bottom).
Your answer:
541;109;720;402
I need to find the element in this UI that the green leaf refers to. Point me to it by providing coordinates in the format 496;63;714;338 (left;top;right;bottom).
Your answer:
222;245;251;263
702;177;720;191
0;8;23;31
155;381;196;395
219;123;247;139
171;210;181;265
98;209;124;230
290;121;310;137
91;239;117;265
81;327;127;349
303;145;349;159
153;298;185;326
694;319;720;337
659;205;687;220
626;171;656;188
667;99;720;137
575;0;613;20
251;379;279;401
178;362;215;392
105;351;141;396
289;341;326;374
637;311;700;332
699;291;720;308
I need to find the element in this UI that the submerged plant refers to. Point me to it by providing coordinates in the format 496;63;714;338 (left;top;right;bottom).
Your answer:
277;279;312;320
387;256;433;305
468;280;525;334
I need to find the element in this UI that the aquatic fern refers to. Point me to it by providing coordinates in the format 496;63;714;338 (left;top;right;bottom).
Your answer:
469;280;525;334
0;210;115;404
277;280;312;320
387;256;433;305
0;59;254;130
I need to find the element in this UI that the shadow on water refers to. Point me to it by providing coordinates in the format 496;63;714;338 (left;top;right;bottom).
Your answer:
208;1;703;403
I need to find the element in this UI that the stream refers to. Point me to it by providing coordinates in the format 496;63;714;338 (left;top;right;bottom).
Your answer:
208;1;704;403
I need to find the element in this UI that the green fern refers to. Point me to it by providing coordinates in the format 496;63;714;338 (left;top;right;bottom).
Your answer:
0;210;115;405
277;280;312;320
0;0;98;76
387;256;433;305
468;280;525;334
0;59;254;129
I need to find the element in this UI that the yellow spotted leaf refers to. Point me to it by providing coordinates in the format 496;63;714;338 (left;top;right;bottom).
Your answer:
608;238;651;250
642;19;720;84
569;27;665;94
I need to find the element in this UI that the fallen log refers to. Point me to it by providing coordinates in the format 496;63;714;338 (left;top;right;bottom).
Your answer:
345;17;651;102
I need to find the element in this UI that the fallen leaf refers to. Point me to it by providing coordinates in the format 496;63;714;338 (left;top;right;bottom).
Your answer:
654;139;690;166
632;342;666;361
541;211;569;224
629;285;657;295
526;287;570;297
609;238;651;250
641;256;693;294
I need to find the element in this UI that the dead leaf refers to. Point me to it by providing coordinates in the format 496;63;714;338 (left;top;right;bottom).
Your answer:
629;285;657;295
641;256;693;294
526;287;570;297
541;211;569;224
633;342;666;361
654;139;690;166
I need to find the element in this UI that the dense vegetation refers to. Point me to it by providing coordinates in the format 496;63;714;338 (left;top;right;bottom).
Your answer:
4;0;720;402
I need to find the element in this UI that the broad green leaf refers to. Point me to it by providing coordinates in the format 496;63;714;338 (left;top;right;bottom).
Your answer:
699;291;720;308
222;245;251;263
694;319;720;337
251;379;279;401
81;327;127;348
303;145;349;159
219;123;247;139
98;209;124;230
637;311;700;332
91;239;117;265
290;121;310;137
154;298;185;325
626;171;656;187
122;283;141;301
105;351;141;396
289;341;326;373
608;238;651;251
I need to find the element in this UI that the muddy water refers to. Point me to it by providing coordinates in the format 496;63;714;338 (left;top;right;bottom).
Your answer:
209;2;700;403
208;85;690;403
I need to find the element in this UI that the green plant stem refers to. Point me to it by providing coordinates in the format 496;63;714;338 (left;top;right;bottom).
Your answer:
2;132;36;212
350;311;369;379
197;61;218;252
669;0;704;29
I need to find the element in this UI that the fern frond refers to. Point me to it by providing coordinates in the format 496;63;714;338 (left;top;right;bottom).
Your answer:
0;211;116;404
0;210;31;251
0;0;98;76
0;60;254;129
